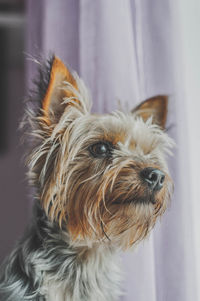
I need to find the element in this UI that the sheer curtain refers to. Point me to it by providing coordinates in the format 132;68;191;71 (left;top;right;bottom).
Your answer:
173;0;200;299
26;1;199;300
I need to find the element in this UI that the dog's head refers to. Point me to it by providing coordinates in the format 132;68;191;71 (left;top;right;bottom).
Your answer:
24;56;173;248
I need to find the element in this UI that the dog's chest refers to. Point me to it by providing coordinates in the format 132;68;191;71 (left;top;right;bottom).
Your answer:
44;284;68;301
40;247;122;301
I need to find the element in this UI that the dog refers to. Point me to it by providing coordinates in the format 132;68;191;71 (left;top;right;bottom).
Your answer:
0;55;173;301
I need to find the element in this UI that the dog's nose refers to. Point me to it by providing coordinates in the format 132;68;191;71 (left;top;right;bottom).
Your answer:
140;168;165;191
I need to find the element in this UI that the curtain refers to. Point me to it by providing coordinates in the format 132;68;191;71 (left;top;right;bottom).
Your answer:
26;1;199;300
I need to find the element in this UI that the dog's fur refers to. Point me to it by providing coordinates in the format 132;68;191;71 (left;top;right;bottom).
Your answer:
0;56;173;301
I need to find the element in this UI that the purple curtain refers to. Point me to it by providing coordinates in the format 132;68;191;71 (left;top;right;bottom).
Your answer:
26;1;198;300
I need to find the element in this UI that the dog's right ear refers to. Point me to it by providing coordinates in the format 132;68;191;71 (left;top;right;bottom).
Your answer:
132;95;168;129
35;55;90;125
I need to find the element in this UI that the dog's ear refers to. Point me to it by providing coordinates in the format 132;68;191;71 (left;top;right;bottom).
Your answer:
132;95;168;128
38;55;89;125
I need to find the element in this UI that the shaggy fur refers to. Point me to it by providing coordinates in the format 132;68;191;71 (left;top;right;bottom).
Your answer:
0;55;173;301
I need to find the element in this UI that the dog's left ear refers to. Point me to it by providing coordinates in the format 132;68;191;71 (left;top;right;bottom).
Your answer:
132;95;168;128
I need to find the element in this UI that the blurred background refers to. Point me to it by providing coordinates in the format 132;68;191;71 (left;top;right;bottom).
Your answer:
0;1;200;300
0;0;28;264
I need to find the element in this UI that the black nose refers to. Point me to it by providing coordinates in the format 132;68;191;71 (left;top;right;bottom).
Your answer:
140;168;165;191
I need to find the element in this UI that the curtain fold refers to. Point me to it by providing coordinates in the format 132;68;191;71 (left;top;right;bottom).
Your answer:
26;1;199;300
79;0;140;113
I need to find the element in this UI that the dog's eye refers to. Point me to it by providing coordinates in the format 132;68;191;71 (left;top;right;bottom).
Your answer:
89;142;112;158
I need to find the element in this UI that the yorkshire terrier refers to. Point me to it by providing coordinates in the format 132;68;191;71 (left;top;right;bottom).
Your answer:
0;56;173;301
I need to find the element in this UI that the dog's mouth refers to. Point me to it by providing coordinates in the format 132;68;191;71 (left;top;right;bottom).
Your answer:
129;195;157;205
113;193;156;205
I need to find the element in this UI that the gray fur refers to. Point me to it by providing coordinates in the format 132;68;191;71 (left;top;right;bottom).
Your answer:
0;202;121;301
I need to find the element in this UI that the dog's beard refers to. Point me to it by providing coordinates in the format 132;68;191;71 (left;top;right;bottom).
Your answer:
41;156;173;249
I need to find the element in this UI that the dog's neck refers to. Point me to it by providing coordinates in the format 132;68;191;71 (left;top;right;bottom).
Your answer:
30;201;122;301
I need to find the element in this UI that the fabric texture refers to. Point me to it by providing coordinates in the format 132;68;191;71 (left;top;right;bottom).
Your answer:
26;1;198;300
